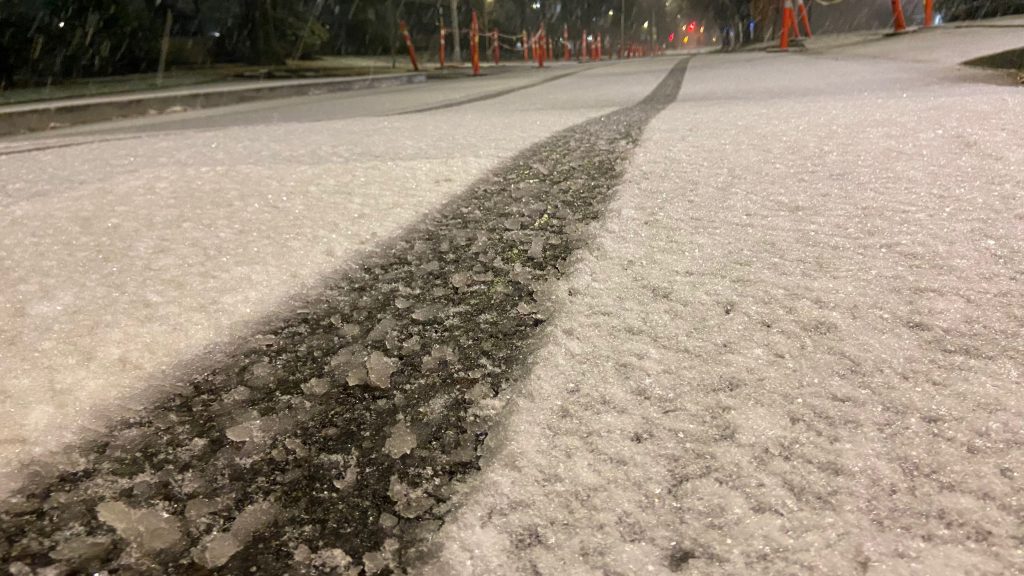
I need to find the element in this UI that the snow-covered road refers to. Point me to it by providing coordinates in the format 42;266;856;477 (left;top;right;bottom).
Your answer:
2;21;1022;575
427;34;1024;576
0;59;676;499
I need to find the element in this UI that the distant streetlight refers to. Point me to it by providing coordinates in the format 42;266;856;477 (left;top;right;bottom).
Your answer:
608;9;614;16
643;20;649;29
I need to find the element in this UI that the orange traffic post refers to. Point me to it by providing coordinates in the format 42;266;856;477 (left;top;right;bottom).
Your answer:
536;29;545;67
581;31;588;61
597;33;603;60
439;22;446;68
796;0;813;37
563;24;570;60
924;0;934;26
891;0;907;32
470;10;480;75
492;28;500;64
791;2;802;39
780;0;795;50
399;20;419;71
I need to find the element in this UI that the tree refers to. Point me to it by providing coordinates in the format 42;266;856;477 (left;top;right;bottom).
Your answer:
242;0;285;64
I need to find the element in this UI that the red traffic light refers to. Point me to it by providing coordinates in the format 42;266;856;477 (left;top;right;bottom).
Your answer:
687;21;696;32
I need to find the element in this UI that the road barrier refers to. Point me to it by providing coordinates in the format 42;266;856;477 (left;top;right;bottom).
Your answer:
536;28;546;68
891;0;908;32
780;0;796;50
439;21;446;68
796;0;813;37
398;15;661;73
400;21;420;71
470;10;481;76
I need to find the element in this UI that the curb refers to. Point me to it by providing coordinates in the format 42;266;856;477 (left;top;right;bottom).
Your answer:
0;72;426;137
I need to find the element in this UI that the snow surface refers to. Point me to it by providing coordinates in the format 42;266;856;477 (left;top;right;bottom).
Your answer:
0;58;679;498
425;42;1024;575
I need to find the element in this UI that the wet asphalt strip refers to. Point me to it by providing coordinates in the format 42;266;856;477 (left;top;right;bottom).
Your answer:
1;57;690;575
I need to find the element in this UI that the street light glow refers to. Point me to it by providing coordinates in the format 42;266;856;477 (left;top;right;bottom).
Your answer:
643;20;649;29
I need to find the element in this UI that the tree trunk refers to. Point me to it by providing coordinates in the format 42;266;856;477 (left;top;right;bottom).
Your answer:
449;0;461;63
244;0;285;65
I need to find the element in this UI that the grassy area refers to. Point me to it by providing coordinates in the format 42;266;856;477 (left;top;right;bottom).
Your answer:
0;56;418;106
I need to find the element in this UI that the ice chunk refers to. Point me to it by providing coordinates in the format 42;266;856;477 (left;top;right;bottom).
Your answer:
312;548;352;570
338;323;360;338
245;360;277;389
411;304;442;322
301;377;329;396
184;498;221;529
193;533;241;569
363;551;388;574
379;512;399;529
384;419;417;458
388;476;435;518
224;414;294;444
528;236;545;259
231;501;279;541
49;536;112;564
366;351;397;388
293;544;313;563
517;302;537;315
421;345;456;371
192;501;279;568
449;272;472;289
330;345;367;374
95;501;182;553
367;317;397;342
402;335;422;355
346;367;368;387
225;420;263;443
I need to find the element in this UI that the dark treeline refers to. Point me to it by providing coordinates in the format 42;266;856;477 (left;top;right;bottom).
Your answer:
2;0;1018;89
0;0;685;89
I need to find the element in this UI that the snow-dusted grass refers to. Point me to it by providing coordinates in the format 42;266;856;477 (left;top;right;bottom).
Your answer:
426;49;1023;575
0;58;679;498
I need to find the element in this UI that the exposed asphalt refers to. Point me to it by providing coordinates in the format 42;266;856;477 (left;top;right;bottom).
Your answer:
0;57;689;575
